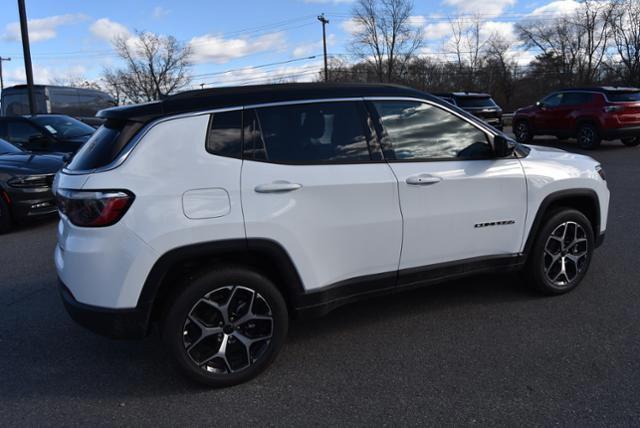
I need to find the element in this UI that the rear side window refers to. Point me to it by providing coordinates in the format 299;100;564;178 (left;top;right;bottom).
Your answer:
561;92;593;105
206;110;242;159
66;120;142;171
7;120;43;143
607;92;640;102
251;101;373;164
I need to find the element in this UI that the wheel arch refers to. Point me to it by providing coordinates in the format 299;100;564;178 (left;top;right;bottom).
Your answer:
138;238;306;333
523;189;601;256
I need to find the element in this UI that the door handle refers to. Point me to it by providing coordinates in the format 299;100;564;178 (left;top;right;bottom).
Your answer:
254;181;303;193
406;174;442;185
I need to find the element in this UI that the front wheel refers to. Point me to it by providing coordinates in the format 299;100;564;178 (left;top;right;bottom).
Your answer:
163;267;288;387
621;136;640;147
524;209;594;295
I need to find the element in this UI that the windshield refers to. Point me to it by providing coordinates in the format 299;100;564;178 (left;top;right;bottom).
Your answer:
0;138;22;154
456;97;497;108
608;92;640;102
31;116;95;139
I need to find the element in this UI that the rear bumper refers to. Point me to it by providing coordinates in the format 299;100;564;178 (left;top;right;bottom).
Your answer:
59;279;149;339
601;125;640;140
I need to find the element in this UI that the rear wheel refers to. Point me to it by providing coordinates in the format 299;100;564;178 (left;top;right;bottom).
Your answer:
514;121;533;143
163;267;288;387
0;197;12;234
524;209;594;295
576;123;601;149
621;136;640;147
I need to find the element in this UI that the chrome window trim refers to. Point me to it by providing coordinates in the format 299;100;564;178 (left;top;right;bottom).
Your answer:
63;96;486;175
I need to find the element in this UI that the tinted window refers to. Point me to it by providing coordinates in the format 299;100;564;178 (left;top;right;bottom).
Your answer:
31;116;95;138
373;101;491;160
7;120;43;143
66;120;143;171
561;92;592;105
253;102;372;163
542;93;563;107
206;110;242;158
455;97;497;108
607;91;640;102
1;92;47;115
0;138;22;154
49;88;79;116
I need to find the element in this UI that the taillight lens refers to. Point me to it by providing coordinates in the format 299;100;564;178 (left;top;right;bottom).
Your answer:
56;189;134;227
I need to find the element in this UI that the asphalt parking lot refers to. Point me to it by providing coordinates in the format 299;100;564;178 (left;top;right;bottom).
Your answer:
1;132;639;426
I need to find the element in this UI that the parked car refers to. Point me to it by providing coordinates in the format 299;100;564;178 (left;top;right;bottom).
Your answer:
1;84;116;127
54;83;609;387
0;138;65;233
0;115;95;155
435;92;504;130
513;87;640;149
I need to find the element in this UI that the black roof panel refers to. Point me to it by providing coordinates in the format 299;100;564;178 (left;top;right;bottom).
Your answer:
97;83;433;122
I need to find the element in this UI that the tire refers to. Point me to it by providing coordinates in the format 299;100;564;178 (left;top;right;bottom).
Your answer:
514;121;533;143
524;208;595;295
621;136;640;147
576;123;601;149
0;197;12;234
162;267;288;387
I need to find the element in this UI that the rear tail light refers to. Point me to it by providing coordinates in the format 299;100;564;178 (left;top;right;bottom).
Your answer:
56;189;134;227
603;105;625;113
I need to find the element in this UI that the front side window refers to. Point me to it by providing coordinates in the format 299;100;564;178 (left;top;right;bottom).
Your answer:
542;93;563;107
251;102;373;163
206;110;242;159
373;101;492;161
561;92;592;106
7;120;43;143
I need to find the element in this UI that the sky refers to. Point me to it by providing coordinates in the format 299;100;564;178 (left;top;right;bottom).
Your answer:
0;0;583;89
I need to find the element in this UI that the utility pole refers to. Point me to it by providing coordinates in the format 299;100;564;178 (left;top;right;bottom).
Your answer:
0;57;11;92
17;0;36;114
317;13;329;82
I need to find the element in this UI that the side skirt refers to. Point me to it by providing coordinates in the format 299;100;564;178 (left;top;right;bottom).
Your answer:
294;254;525;318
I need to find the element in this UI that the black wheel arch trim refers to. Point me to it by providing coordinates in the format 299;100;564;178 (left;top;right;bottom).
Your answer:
523;188;602;256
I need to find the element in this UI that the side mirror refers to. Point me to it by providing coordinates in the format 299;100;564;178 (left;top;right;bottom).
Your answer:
493;135;515;158
536;101;546;110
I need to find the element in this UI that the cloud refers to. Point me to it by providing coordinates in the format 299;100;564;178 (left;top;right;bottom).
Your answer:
2;14;86;43
189;32;287;64
408;16;426;27
341;18;364;35
152;6;170;19
3;65;89;86
199;61;323;87
424;22;452;39
529;0;581;17
443;0;516;18
292;34;336;58
90;18;131;42
480;21;517;44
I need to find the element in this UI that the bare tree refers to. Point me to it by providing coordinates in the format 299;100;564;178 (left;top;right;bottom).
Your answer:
349;0;423;82
447;14;485;87
611;0;640;85
103;31;191;103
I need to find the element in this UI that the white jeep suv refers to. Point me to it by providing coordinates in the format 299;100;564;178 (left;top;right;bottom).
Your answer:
54;83;609;387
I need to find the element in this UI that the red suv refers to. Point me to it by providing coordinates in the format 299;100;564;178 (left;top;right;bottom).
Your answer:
513;87;640;149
